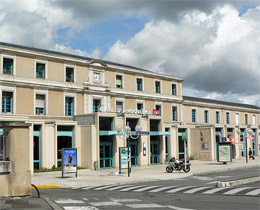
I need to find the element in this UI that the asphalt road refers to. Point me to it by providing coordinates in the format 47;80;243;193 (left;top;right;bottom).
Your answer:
36;167;260;210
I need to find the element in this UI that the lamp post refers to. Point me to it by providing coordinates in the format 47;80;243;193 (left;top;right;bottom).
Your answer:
237;128;253;163
116;122;142;177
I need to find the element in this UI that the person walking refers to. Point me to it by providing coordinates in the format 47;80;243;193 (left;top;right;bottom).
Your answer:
248;148;255;160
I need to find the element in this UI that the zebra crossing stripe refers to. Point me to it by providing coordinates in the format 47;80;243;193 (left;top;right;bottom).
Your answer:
134;186;159;192
111;198;141;202
55;199;85;204
90;201;122;206
81;186;95;190
125;203;164;208
149;186;175;192
165;205;195;210
93;186;114;190
245;189;260;196
119;185;146;192
184;186;212;194
106;185;133;191
64;207;99;210
223;187;254;195
202;187;227;194
167;186;195;193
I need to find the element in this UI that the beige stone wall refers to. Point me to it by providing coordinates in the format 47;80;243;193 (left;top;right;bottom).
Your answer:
48;61;64;81
163;102;172;122
48;90;64;116
105;70;115;87
144;77;154;92
145;100;154;113
16;87;34;115
124;73;135;91
76;65;88;84
183;105;191;123
125;98;136;110
16;55;34;78
162;80;171;95
77;93;84;115
110;96;115;111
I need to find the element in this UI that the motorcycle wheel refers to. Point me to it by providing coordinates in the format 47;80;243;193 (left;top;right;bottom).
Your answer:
166;165;173;173
183;165;190;173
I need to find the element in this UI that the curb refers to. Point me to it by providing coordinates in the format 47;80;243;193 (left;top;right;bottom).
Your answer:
217;176;260;188
42;196;63;210
33;185;60;189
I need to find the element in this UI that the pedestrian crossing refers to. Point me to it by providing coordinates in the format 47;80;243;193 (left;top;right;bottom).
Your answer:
71;184;260;196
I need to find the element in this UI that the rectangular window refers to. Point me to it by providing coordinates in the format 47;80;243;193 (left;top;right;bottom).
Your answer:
235;113;239;125
252;115;256;125
65;97;74;116
245;114;248;125
136;78;143;91
137;103;143;111
172;84;177;95
116;101;123;112
155;81;161;93
93;99;101;113
172;107;177;121
216;111;220;124
204;110;209;123
36;63;45;79
116;75;123;88
192;109;196;123
2;91;13;113
3;58;13;75
35;94;45;115
66;67;74;82
155;105;161;115
226;112;230;124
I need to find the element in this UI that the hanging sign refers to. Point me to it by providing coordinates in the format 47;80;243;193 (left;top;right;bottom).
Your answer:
153;109;160;116
62;148;77;178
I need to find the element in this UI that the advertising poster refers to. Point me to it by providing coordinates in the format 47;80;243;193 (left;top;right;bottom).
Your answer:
62;148;77;177
119;147;131;173
218;143;232;162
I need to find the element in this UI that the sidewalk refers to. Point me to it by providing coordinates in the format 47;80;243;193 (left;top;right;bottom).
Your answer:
32;157;260;188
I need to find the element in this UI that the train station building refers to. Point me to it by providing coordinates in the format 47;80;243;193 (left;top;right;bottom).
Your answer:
0;42;259;172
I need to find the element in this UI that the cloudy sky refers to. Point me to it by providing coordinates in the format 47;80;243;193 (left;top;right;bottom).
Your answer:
0;0;259;106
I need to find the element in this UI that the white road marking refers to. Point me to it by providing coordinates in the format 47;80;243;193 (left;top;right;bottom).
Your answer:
82;186;95;190
192;176;212;181
245;189;260;196
205;181;217;185
166;186;195;193
134;186;159;192
165;205;195;210
223;187;254;195
125;203;164;208
55;198;85;204
202;187;227;194
184;186;212;194
119;185;146;192
149;186;175;192
110;198;141;202
89;201;122;206
93;186;113;190
82;198;88;201
64;207;99;210
215;176;231;178
106;185;133;191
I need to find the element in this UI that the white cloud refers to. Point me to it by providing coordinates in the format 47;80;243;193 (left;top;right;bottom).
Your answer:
105;5;260;106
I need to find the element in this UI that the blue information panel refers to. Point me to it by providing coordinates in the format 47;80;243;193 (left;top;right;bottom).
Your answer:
62;148;77;178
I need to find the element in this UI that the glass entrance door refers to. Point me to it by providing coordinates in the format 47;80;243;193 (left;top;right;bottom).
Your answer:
130;139;138;166
215;131;222;160
150;136;160;164
33;125;41;169
100;143;113;168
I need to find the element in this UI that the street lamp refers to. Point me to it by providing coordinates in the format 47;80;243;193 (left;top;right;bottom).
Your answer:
116;122;142;177
237;128;253;163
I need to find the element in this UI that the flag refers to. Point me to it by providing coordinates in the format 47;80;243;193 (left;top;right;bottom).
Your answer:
200;131;204;142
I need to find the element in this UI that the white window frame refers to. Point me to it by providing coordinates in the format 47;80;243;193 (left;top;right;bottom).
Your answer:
64;92;77;116
136;76;144;91
252;115;256;125
155;79;161;94
35;59;48;79
34;89;48;115
0;86;16;114
115;98;125;113
155;102;162;116
191;107;197;123
64;64;76;83
204;109;209;124
115;73;124;89
136;100;145;111
171;104;178;121
1;54;16;75
171;82;177;96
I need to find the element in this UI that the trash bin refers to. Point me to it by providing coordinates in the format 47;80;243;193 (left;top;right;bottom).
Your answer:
94;161;98;170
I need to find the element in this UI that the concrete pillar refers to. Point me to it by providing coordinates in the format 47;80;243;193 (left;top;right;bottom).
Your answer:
0;123;31;197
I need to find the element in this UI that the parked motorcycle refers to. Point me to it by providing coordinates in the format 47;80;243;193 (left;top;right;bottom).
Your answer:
166;157;191;173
